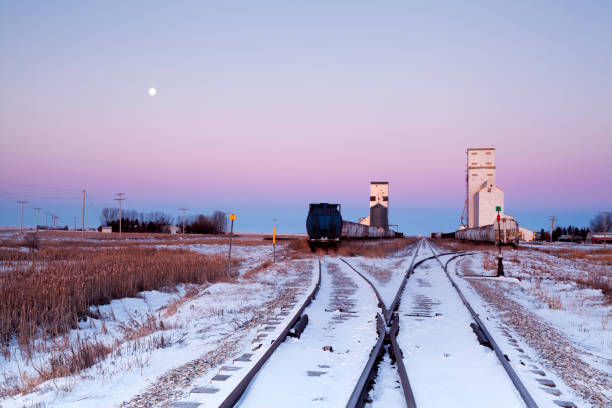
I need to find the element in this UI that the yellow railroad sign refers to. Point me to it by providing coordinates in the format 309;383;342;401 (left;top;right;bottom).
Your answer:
229;214;236;221
273;226;276;244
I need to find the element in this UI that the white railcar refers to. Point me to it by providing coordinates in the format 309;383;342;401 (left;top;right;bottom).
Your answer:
456;219;518;244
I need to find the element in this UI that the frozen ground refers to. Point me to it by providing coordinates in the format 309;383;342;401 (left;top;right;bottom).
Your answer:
233;257;380;407
1;253;315;408
397;243;525;407
432;241;611;407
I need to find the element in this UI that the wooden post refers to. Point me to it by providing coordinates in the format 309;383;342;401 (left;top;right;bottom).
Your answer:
226;214;236;277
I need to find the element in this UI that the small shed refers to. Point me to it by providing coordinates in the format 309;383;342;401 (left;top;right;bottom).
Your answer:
101;226;112;233
518;226;535;242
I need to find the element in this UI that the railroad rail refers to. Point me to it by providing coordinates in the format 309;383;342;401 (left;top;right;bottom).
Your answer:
424;239;539;408
215;260;322;408
341;240;422;408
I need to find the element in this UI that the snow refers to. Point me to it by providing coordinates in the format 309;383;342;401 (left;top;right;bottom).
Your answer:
230;257;380;407
365;345;405;408
446;256;589;406
1;257;313;408
396;243;525;407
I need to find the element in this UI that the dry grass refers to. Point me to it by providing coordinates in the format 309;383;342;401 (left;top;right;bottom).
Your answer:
0;247;232;356
0;231;272;250
432;238;498;252
533;247;612;264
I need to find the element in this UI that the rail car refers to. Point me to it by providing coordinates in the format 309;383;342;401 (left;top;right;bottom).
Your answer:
306;203;401;249
455;219;519;244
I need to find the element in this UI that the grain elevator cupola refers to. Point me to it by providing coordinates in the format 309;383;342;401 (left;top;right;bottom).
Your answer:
369;181;389;230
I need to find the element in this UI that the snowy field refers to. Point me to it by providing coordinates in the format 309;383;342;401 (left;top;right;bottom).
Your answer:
1;235;609;407
431;241;611;407
0;234;314;407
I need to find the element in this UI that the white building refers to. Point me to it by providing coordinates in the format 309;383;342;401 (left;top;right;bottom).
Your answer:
519;226;535;241
466;147;497;228
101;226;112;233
473;183;505;227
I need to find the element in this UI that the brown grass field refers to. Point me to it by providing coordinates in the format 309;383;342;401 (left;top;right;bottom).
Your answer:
0;231;276;249
0;246;233;356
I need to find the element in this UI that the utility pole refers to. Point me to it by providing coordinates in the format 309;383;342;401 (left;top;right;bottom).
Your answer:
17;201;28;233
34;208;41;232
74;216;77;231
549;216;556;243
82;190;85;240
114;193;125;237
179;208;189;236
45;212;48;229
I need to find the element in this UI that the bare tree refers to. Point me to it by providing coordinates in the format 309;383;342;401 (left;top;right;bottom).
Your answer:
590;212;611;232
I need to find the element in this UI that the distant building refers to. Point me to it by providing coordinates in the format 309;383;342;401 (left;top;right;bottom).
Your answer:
101;226;112;233
519;226;535;242
168;225;180;234
463;147;515;229
586;232;611;244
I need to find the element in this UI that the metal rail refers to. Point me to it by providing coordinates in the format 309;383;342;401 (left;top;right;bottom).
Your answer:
388;312;417;408
423;240;539;408
340;258;388;320
220;259;323;408
343;240;421;408
345;314;386;408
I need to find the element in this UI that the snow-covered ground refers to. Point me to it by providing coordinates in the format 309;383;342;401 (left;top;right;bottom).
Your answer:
396;243;525;407
233;257;380;407
432;241;611;407
1;253;315;407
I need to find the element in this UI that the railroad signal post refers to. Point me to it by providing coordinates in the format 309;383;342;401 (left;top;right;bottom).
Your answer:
272;225;276;263
496;206;504;277
226;213;236;277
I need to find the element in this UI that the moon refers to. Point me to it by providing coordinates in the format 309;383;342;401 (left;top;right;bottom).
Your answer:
148;87;157;96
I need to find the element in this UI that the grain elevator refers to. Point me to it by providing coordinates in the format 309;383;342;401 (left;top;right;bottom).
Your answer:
463;148;509;228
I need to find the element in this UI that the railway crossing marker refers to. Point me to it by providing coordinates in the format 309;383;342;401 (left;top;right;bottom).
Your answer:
226;214;236;277
272;225;276;263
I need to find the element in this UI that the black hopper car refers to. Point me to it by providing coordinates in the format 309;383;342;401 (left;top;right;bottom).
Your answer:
306;203;401;249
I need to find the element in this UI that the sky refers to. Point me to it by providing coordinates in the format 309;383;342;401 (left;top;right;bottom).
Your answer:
1;1;611;234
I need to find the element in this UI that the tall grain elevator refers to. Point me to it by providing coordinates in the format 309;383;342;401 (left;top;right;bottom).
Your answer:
464;147;508;228
369;181;389;229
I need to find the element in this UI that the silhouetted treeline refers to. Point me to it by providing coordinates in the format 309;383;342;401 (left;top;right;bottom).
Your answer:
100;208;174;233
99;208;227;234
184;211;226;234
538;226;589;242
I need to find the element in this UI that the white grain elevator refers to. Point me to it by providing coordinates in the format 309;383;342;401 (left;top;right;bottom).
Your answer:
464;148;505;228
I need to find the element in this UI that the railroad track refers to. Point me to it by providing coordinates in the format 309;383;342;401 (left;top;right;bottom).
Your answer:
170;239;539;408
423;239;538;408
168;260;322;408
